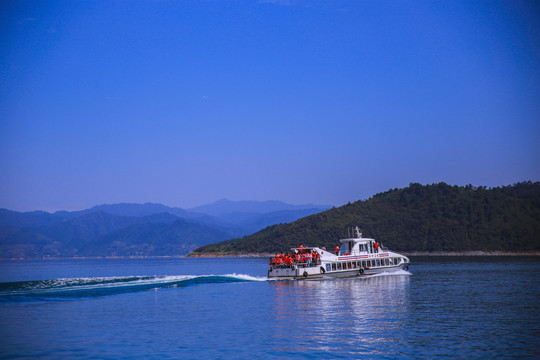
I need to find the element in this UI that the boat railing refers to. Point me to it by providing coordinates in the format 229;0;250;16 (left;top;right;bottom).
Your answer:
269;258;321;270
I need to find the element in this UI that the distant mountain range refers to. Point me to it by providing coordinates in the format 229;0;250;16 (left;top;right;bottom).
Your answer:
0;200;330;259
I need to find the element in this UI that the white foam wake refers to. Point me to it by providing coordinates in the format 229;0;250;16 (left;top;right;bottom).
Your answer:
368;269;412;277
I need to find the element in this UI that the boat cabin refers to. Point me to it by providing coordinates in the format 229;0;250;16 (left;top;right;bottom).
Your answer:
337;229;382;256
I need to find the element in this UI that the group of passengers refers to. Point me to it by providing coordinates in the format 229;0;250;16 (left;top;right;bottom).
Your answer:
269;246;321;269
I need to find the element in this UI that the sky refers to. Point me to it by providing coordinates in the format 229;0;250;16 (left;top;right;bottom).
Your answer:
1;0;539;212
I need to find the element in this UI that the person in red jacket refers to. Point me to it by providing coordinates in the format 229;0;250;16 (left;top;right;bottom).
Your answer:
374;242;379;253
335;245;339;254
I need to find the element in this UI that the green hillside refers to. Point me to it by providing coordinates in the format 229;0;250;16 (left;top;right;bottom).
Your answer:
189;182;540;255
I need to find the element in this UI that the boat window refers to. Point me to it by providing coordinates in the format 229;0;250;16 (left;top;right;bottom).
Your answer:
332;263;336;271
385;258;389;266
337;263;342;270
376;260;380;267
352;262;356;269
326;264;331;272
362;261;366;268
395;258;401;265
389;258;394;265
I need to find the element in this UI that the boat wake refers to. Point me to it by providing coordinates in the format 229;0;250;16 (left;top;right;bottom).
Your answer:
0;274;266;302
368;269;412;277
0;270;412;302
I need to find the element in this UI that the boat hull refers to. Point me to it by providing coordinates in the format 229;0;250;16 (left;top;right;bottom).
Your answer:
268;263;409;280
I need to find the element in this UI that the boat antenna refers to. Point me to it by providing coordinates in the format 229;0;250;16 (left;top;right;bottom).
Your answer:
355;226;362;238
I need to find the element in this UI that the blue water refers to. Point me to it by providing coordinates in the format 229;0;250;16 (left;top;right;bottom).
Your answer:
0;257;538;359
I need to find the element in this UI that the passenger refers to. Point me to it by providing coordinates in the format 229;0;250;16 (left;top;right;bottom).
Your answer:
374;242;379;253
335;245;339;255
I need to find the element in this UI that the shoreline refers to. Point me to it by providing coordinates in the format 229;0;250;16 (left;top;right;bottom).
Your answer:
1;251;539;260
187;250;540;257
189;250;540;257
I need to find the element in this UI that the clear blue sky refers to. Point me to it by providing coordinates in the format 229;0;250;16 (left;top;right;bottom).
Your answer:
1;0;539;212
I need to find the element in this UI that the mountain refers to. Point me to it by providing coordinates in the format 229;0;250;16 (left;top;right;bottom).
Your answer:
0;209;63;228
0;199;329;258
188;199;330;217
54;203;208;220
0;210;232;258
80;219;231;257
224;208;331;235
186;199;330;236
51;200;328;233
189;182;540;255
36;211;183;256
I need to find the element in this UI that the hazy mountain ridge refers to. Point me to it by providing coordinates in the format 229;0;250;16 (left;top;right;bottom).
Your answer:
0;209;63;228
187;199;328;216
0;200;329;258
190;182;540;255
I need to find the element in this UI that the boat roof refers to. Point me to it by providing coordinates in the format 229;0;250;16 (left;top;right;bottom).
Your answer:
339;227;376;243
339;237;375;243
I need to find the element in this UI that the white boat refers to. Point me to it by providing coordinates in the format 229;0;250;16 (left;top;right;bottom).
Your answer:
268;227;410;280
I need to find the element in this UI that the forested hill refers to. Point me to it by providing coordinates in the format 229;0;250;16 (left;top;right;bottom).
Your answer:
190;182;540;255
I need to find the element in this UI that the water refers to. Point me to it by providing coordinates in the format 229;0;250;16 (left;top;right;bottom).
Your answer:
0;257;538;359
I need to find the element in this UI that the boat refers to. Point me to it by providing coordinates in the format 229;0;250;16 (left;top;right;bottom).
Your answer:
267;226;410;280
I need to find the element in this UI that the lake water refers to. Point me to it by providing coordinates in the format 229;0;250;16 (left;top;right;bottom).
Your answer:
0;256;538;359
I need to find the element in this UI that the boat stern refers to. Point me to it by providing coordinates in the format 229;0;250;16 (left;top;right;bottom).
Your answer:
268;266;297;279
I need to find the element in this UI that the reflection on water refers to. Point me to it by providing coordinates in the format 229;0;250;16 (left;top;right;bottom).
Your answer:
270;272;411;355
